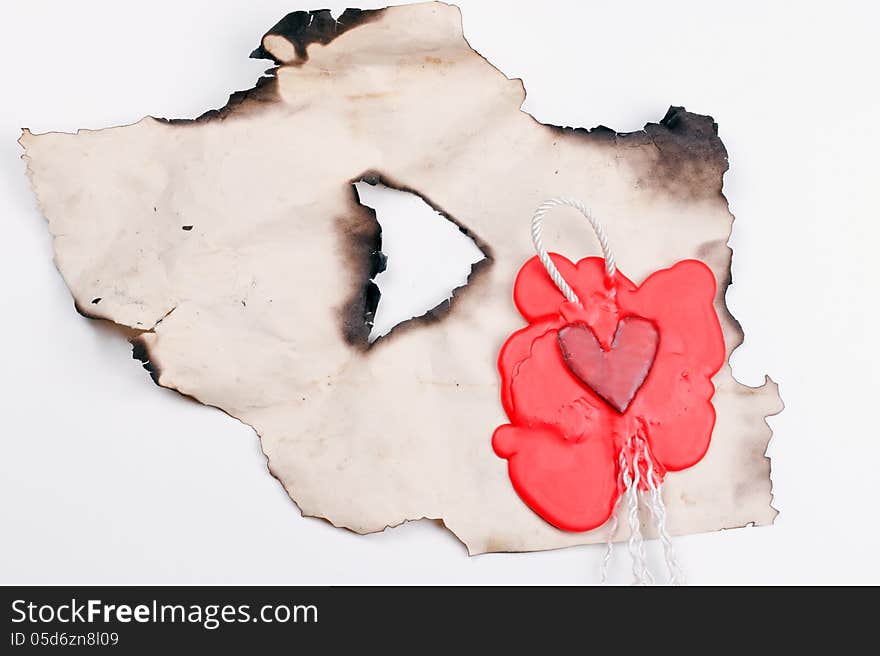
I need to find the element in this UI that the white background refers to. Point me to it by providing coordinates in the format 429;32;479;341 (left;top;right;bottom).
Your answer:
1;0;878;584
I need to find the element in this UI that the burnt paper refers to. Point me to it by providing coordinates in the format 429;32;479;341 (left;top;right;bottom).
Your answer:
21;3;781;554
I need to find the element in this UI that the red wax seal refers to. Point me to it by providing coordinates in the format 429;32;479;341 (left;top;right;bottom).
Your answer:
493;254;725;532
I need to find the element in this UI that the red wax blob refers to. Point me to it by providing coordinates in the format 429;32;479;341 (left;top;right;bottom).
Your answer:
492;255;725;532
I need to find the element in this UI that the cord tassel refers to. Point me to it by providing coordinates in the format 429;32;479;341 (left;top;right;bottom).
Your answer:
602;434;683;585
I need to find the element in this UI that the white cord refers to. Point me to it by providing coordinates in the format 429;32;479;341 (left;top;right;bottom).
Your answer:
530;197;616;306
602;435;685;585
641;440;684;585
621;447;653;585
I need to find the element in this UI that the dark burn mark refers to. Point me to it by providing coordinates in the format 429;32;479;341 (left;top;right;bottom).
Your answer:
645;107;729;199
364;281;381;325
71;296;163;385
359;171;494;261
250;8;386;64
339;182;385;347
339;171;493;350
181;225;193;231
130;335;162;385
71;296;175;388
154;10;383;127
367;229;388;278
544;106;729;201
155;74;279;126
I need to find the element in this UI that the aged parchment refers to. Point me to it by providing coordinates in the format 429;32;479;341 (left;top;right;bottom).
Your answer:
21;3;781;554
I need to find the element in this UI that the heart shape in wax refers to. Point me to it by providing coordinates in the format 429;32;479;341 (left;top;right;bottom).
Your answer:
557;316;659;413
